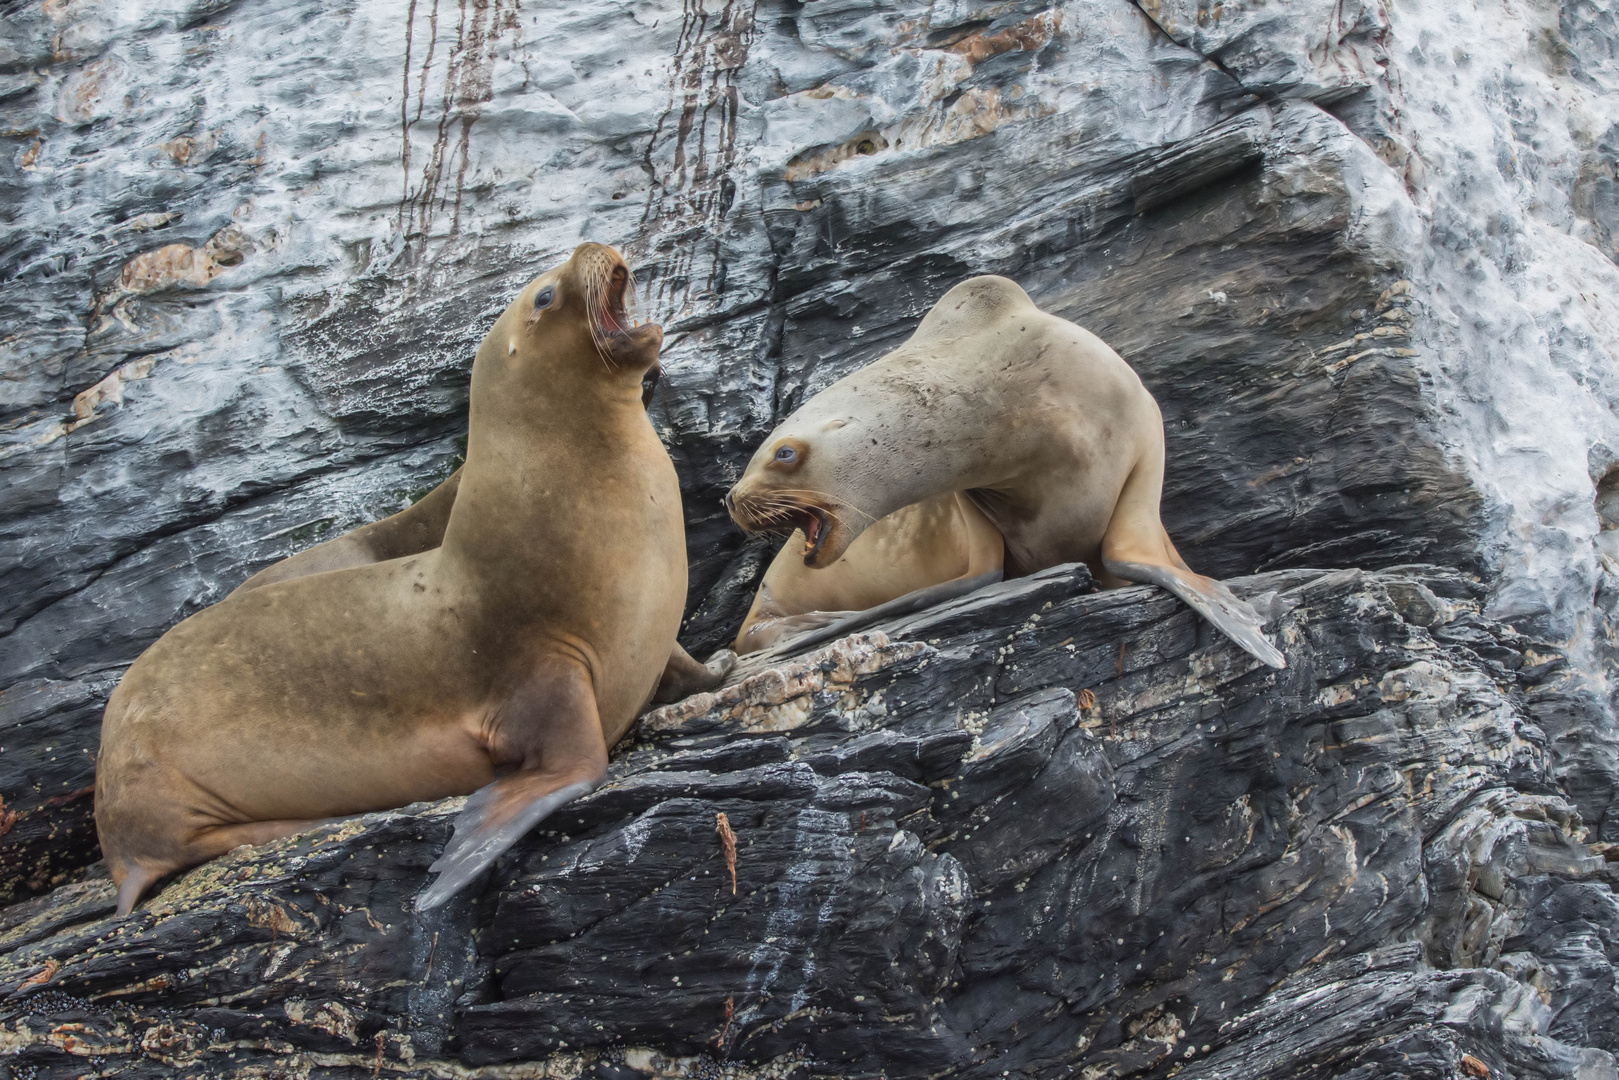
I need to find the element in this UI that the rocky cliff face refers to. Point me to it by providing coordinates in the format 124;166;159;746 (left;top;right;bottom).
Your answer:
1;567;1616;1078
2;0;1618;1077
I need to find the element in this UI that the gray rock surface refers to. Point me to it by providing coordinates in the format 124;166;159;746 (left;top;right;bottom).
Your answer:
0;566;1615;1078
2;0;1619;1075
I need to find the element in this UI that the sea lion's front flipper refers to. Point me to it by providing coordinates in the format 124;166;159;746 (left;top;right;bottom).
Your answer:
652;643;738;703
416;772;602;911
418;669;609;911
738;609;857;654
1104;559;1287;670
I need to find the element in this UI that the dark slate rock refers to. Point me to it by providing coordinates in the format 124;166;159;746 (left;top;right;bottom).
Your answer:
0;567;1613;1079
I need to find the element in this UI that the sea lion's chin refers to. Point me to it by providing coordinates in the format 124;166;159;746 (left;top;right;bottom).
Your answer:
801;514;854;568
601;322;663;370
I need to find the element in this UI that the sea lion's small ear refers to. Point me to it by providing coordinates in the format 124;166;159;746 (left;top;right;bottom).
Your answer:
508;340;517;356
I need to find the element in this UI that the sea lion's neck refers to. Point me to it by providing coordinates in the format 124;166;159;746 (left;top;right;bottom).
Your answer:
440;350;654;577
822;340;1037;522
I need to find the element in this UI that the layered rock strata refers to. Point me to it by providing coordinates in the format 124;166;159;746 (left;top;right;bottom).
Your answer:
0;566;1613;1079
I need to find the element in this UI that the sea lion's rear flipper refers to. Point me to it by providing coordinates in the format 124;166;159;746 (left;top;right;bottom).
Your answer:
739;609;858;654
652;643;738;703
1104;558;1287;669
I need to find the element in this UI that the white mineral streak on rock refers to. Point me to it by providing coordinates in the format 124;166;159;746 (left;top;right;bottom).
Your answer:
1374;0;1619;649
639;632;923;735
1138;0;1619;647
737;806;848;1023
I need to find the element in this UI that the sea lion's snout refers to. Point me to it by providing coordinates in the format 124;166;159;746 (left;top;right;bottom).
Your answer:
725;476;850;569
568;244;662;369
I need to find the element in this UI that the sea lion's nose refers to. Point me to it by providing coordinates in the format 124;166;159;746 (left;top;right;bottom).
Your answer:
722;490;736;516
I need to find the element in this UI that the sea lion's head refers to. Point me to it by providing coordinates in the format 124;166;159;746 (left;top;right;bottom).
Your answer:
725;275;1034;568
724;392;881;569
489;242;663;387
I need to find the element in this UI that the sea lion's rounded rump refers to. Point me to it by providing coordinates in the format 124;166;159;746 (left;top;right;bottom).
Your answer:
99;556;492;818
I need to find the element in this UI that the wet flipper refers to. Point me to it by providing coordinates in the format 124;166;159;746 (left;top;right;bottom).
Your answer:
770;570;1005;657
742;609;856;653
415;773;601;911
1106;560;1287;669
114;864;166;917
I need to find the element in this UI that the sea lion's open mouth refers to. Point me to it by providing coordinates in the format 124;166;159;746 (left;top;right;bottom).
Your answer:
784;506;831;563
594;263;661;365
598;265;631;335
726;489;833;563
802;508;830;563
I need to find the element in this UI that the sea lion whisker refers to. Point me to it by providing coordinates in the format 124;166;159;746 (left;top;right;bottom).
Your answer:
736;492;862;540
738;500;795;528
734;494;807;533
582;259;617;371
767;489;878;525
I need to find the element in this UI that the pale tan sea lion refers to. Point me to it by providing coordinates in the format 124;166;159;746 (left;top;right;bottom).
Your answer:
733;491;1004;653
96;243;690;915
725;275;1286;669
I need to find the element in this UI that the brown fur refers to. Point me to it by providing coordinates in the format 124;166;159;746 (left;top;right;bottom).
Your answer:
231;481;727;699
96;244;689;914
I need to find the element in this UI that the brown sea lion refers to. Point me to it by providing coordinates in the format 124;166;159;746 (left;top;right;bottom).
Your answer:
229;363;668;597
733;491;1004;653
231;470;464;593
725;275;1286;669
232;471;731;703
97;243;690;915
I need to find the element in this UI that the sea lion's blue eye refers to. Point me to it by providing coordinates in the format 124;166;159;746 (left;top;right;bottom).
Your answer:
534;286;555;309
774;446;797;463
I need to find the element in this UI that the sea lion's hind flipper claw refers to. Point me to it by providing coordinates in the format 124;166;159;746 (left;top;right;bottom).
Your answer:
415;774;601;911
1106;560;1287;670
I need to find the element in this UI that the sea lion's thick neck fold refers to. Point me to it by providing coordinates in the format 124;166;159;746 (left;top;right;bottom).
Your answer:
438;330;662;598
787;340;1039;531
